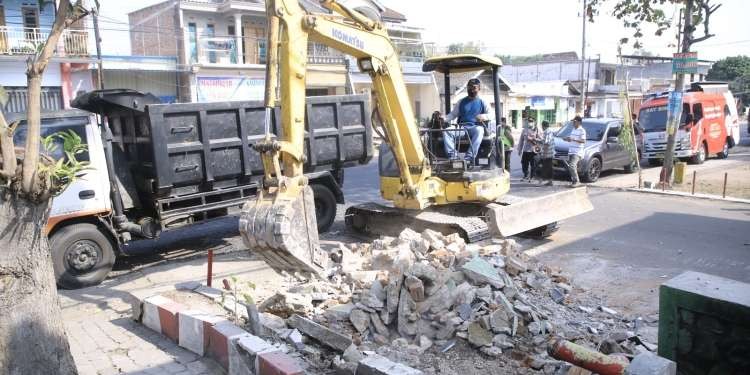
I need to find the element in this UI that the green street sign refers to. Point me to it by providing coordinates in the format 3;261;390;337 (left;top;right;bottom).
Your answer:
672;52;698;74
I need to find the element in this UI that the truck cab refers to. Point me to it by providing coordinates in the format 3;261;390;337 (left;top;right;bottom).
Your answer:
641;82;739;165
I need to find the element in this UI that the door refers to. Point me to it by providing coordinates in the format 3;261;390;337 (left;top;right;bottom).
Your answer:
205;24;216;63
603;121;628;167
703;100;723;153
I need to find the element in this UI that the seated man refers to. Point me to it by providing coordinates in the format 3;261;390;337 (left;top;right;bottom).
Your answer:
443;78;491;165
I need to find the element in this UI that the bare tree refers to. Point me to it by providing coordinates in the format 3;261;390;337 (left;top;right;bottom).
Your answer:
0;0;90;373
587;0;721;184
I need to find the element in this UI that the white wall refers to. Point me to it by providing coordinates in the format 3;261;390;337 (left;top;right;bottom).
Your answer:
0;61;61;87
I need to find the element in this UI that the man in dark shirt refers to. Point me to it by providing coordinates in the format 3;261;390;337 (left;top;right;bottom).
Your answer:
443;78;491;165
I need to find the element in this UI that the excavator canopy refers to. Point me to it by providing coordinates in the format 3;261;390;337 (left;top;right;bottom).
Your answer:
422;54;503;73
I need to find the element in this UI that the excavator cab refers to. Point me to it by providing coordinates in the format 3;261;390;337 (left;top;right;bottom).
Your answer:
421;55;506;176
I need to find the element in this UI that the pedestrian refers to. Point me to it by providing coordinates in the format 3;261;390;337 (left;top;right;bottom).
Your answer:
517;117;541;182
538;120;555;186
442;78;491;166
498;117;514;172
564;115;586;187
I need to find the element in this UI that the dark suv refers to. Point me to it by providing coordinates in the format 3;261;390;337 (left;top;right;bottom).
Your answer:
553;118;638;182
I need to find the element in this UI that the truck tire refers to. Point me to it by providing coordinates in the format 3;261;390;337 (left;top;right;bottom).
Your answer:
50;223;116;289
689;143;707;164
311;184;337;233
717;139;729;159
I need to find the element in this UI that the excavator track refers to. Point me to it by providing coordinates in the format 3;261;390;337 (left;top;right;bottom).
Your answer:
345;202;490;243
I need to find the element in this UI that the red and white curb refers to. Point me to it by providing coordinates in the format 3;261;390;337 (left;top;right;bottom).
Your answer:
133;294;304;375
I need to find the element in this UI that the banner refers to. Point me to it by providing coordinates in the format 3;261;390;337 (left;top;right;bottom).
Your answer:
196;76;264;102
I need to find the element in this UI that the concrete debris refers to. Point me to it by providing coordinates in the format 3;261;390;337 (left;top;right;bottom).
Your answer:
242;228;647;374
624;352;676;375
288;314;353;352
350;309;371;333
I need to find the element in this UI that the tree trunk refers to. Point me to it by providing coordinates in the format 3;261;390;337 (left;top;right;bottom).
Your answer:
0;190;78;375
20;74;42;194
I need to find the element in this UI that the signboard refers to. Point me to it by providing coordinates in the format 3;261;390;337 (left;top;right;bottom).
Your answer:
672;52;698;74
196;76;264;102
666;91;683;135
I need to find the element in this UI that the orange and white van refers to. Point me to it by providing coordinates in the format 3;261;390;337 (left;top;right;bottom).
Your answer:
640;82;739;165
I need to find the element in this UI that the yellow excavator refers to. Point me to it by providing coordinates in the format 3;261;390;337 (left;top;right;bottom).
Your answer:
239;0;592;277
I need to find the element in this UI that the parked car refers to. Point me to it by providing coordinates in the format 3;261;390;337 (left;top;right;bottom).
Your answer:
553;118;637;183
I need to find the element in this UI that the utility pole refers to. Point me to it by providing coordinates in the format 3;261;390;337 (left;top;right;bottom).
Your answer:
579;0;587;115
92;7;104;90
661;0;693;185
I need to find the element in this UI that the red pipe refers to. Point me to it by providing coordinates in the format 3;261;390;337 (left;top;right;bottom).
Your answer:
548;339;629;375
207;249;214;287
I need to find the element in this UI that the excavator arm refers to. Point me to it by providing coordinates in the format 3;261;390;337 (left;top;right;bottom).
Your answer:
240;0;433;277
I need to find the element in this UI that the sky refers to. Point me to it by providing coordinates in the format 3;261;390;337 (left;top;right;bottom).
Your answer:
95;0;750;62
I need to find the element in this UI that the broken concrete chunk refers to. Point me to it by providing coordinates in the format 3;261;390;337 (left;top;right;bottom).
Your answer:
493;334;514;349
625;352;676;375
404;275;426;302
489;308;512;334
283;328;305;350
462;257;505;289
505;257;528;276
326;303;356;321
288;314;352;352
480;346;503;357
397;287;418;337
549;288;565;304
343;344;365;363
357;354;424;375
350;309;371;333
467;322;494;347
370;312;390;337
599;306;618;315
452;282;476;307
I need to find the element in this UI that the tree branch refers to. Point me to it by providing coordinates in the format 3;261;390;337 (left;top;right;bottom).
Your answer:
690;0;720;47
691;33;715;44
0;112;18;180
21;0;89;196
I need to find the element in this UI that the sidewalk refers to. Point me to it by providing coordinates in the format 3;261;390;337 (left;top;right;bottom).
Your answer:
59;251;286;374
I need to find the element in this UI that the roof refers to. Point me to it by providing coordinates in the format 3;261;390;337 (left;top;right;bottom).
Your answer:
382;7;406;22
423;55;503;73
538;51;579;62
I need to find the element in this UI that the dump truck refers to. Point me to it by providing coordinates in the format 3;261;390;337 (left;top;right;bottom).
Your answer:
9;89;372;289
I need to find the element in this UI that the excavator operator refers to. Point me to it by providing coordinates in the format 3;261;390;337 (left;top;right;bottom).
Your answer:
442;78;492;165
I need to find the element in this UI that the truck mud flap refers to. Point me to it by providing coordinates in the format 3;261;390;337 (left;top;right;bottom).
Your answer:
484;187;593;238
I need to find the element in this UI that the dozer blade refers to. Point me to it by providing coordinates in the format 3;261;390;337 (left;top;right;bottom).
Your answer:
239;185;329;278
485;187;593;237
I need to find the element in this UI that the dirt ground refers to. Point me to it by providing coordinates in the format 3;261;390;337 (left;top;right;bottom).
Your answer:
672;159;750;199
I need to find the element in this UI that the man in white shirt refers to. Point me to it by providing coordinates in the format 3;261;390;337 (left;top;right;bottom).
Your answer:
564;116;586;187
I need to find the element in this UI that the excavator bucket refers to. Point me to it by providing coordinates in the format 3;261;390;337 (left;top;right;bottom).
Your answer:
239;185;329;278
485;187;593;237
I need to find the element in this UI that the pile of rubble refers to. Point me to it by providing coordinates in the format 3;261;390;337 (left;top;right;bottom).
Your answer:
251;228;658;374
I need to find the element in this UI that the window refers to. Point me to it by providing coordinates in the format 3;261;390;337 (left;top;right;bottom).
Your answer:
228;25;235;36
603;69;615;85
693;103;703;122
188;23;197;63
14;123;89;163
206;24;216;63
22;7;39;30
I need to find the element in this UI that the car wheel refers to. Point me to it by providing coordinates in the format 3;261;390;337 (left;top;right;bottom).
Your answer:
689;143;707;164
582;157;601;183
647;158;663;166
717;139;729;159
50;223;116;289
311;184;337;233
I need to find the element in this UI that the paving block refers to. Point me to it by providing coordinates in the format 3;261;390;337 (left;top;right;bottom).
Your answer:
234;334;280;375
206;321;251;370
659;271;750;375
357;354;423;375
177;310;226;356
141;295;185;342
625;352;676;375
257;351;305;375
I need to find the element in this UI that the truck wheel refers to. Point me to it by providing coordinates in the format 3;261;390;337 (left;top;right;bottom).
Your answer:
689;143;707;164
582;157;601;183
311;184;336;233
717;139;729;159
50;223;116;289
